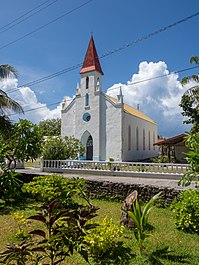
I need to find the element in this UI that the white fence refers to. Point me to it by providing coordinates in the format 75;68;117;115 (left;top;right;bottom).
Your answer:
41;159;189;179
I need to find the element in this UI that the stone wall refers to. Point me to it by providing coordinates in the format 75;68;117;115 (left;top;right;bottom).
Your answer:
17;172;181;206
85;180;180;206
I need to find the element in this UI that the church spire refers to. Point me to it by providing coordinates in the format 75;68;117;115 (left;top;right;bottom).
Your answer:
80;36;104;75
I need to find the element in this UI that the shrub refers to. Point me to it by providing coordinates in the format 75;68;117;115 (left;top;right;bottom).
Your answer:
85;217;124;257
42;136;85;160
22;175;87;207
0;162;22;203
172;189;199;233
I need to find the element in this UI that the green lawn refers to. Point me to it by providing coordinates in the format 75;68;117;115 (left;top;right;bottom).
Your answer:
0;199;198;264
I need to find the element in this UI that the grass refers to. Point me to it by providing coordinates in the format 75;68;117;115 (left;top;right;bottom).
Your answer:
24;159;40;168
0;199;199;264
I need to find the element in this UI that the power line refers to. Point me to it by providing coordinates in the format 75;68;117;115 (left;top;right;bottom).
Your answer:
100;11;199;59
107;66;199;92
5;10;199;94
0;0;51;31
7;64;199;116
0;0;60;35
0;0;94;51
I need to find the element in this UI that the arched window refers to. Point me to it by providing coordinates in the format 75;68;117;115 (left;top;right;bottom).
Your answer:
85;93;89;107
86;76;89;89
136;127;139;150
148;131;151;150
143;129;145;150
128;125;131;151
96;77;100;91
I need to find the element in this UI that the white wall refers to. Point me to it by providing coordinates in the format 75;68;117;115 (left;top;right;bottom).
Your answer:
105;97;123;161
122;112;158;161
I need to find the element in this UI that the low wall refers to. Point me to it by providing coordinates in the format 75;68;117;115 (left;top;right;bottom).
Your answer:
17;172;180;206
85;180;180;206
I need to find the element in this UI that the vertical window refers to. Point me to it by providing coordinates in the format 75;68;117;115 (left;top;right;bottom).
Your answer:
96;77;100;91
148;131;151;150
86;76;89;89
143;129;145;150
85;93;89;107
128;125;131;150
136;127;139;150
153;132;155;150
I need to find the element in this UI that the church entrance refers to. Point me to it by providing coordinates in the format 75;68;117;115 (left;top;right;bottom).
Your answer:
86;135;93;160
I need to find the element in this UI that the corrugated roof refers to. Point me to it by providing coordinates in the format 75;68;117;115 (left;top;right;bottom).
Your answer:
107;95;157;125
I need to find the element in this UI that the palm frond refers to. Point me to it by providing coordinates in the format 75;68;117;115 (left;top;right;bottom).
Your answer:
0;65;17;79
0;90;23;114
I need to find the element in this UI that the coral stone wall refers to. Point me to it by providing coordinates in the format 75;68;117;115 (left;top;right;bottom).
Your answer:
85;180;180;206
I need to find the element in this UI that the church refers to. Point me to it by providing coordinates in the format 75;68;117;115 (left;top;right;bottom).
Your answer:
61;37;158;161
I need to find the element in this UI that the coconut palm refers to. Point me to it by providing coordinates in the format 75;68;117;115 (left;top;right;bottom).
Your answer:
0;65;23;136
180;56;199;132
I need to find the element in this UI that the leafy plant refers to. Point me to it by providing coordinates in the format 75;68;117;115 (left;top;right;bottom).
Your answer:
27;200;99;264
85;217;124;258
22;175;87;207
0;162;22;203
127;192;162;251
0;241;33;265
38;118;61;136
172;189;199;234
42;136;85;160
179;132;199;187
180;55;199;133
13;212;30;240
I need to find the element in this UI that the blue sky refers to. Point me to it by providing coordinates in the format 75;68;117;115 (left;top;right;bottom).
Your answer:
0;0;199;137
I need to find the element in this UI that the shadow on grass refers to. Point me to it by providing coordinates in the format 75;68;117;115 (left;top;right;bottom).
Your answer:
91;241;136;265
0;196;37;215
147;246;190;265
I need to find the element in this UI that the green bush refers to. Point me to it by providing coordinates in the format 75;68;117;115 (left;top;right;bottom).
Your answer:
172;189;199;233
22;175;87;207
85;217;124;257
42;136;85;160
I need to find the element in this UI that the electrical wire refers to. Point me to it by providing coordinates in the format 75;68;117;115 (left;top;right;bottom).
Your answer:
0;0;94;51
0;0;60;35
4;10;199;94
7;64;199;116
0;0;51;31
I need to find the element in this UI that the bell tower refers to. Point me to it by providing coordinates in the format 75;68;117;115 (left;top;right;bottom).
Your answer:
74;36;104;161
79;36;103;96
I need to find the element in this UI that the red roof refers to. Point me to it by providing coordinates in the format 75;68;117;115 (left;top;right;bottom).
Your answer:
80;36;104;75
154;134;187;145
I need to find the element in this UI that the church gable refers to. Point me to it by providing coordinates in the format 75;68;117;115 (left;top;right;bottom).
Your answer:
61;36;158;161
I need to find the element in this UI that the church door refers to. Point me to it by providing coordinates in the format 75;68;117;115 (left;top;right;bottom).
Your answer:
86;135;93;160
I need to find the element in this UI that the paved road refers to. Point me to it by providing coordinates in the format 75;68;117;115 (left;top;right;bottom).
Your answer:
16;168;196;190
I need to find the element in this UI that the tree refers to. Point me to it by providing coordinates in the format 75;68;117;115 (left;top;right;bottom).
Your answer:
179;131;199;188
42;136;85;160
0;119;43;167
0;65;23;136
180;56;199;132
38;118;61;136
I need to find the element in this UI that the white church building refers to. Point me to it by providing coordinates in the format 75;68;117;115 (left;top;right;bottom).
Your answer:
61;37;158;161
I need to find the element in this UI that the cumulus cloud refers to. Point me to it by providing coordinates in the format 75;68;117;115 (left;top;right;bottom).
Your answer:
107;61;193;137
0;78;70;124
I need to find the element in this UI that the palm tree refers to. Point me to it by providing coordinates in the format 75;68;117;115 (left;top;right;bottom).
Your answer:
180;56;199;132
0;65;23;136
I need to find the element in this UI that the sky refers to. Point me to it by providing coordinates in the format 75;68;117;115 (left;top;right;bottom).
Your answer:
0;0;199;137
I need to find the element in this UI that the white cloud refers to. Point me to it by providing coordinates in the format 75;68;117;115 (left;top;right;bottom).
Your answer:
0;78;71;124
107;61;193;137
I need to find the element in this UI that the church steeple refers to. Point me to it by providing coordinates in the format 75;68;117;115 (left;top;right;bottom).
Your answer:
80;36;104;75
